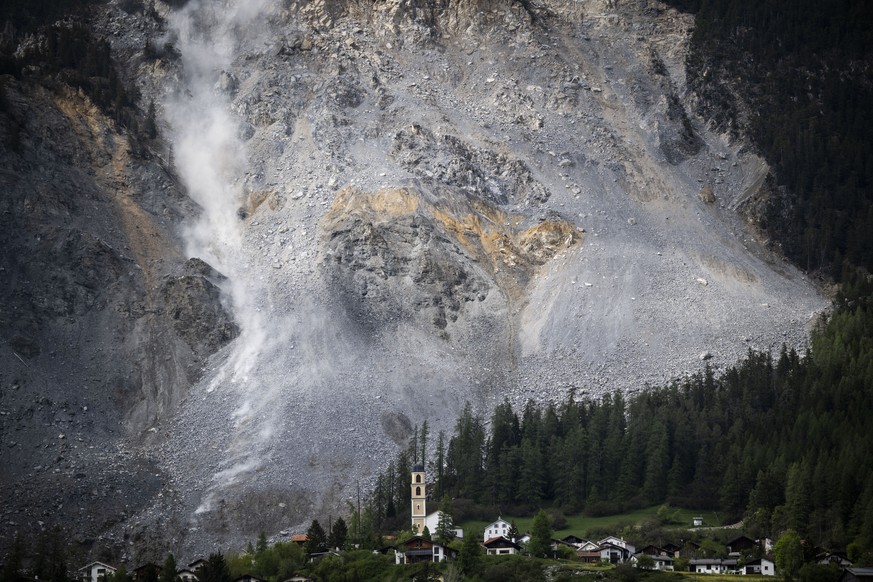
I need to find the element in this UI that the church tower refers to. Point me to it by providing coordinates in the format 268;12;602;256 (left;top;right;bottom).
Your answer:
411;463;426;533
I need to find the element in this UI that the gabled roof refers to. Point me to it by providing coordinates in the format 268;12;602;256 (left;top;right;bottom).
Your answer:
638;544;667;555
290;534;308;543
561;535;588;544
726;534;757;547
188;560;207;570
79;563;117;572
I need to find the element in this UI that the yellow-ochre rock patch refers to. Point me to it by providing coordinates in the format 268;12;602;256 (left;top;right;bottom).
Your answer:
322;185;582;297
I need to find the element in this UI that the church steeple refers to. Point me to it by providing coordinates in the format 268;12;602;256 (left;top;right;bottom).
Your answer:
411;463;426;533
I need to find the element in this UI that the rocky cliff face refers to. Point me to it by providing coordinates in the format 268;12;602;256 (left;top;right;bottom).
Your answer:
1;0;826;561
0;63;235;554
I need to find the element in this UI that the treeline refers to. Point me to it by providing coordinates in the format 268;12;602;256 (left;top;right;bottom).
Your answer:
365;279;873;558
661;0;873;278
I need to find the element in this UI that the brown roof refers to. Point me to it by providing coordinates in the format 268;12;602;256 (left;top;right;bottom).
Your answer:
291;534;308;543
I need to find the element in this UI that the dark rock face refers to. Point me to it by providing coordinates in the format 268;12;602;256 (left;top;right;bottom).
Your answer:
322;187;493;336
160;259;239;358
0;76;236;554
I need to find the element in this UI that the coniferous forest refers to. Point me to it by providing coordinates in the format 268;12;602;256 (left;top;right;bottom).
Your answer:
662;0;873;277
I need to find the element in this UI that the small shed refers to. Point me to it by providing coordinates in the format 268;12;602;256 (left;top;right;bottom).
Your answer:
692;516;704;527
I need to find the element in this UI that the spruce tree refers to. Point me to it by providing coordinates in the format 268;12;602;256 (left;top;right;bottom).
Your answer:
305;520;327;555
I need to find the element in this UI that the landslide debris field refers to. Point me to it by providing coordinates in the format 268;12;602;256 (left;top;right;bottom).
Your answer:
1;0;826;559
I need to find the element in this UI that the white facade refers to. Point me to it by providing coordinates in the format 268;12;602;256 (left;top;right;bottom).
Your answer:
483;518;511;542
597;536;636;556
78;562;116;582
423;511;463;539
630;554;674;571
745;558;776;576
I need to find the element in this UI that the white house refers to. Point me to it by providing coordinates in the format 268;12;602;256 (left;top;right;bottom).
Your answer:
599;542;632;564
422;511;464;539
176;569;199;582
483;517;512;542
743;558;776;576
597;536;637;564
597;536;636;557
394;537;456;564
630;553;674;571
78;562;117;582
689;558;738;574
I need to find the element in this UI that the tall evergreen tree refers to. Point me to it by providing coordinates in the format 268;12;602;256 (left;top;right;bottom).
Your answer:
527;510;552;559
328;517;348;550
305;520;327;555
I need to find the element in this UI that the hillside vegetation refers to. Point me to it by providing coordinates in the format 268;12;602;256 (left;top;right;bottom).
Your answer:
664;0;873;278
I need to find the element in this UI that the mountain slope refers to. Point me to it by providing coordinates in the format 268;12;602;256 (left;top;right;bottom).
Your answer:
1;0;826;559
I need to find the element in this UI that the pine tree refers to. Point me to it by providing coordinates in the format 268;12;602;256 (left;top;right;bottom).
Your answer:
197;554;230;582
159;555;177;582
457;530;482;576
1;534;24;582
434;495;456;546
528;510;552;558
305;520;327;555
328;517;348;550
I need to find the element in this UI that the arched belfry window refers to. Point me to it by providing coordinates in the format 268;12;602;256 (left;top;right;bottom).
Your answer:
415;474;422;483
415;486;421;496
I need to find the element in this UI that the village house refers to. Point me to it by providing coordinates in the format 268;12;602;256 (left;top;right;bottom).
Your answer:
598;536;636;556
560;535;588;546
742;558;776;576
422;510;463;539
78;562;116;582
726;535;759;556
819;551;853;567
629;552;675;571
175;569;199;582
187;560;207;573
689;558;739;574
596;536;635;563
394;537;456;564
576;547;602;564
482;517;512;542
483;537;522;556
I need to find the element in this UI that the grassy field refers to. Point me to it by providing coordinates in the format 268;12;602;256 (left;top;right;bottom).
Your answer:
460;505;725;539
